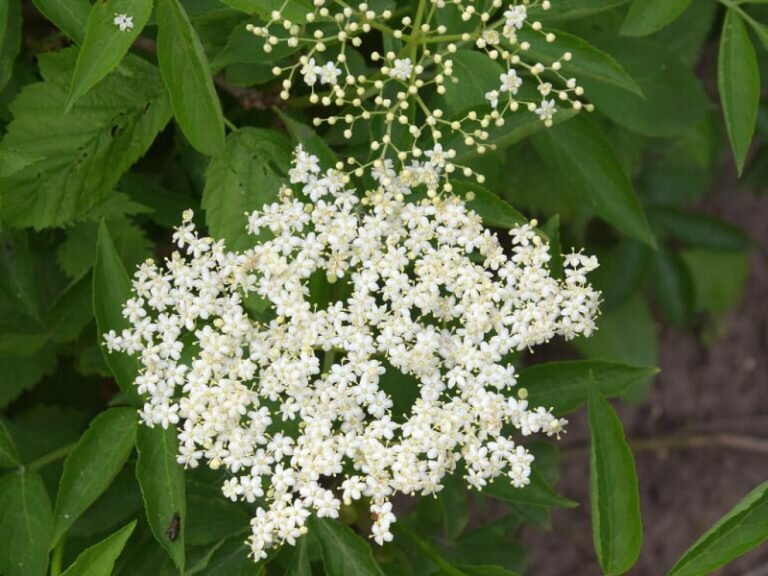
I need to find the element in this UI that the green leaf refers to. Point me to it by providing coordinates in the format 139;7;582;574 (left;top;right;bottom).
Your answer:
51;408;137;547
0;347;57;410
0;50;171;229
454;109;578;162
518;28;642;96
574;295;659;401
621;0;692;36
681;250;749;315
744;13;768;52
532;115;655;247
443;50;504;113
669;481;768;576
520;360;659;416
68;469;142;541
135;425;186;573
93;221;141;402
30;0;90;43
285;536;311;576
275;109;336;167
47;273;93;343
6;405;89;466
60;216;152;281
0;471;52;576
0;149;44;179
650;207;750;251
0;231;45;325
598;239;652;310
451;181;527;230
0;0;21;92
588;384;643;576
719;9;760;175
119;172;194;229
311;517;386;576
202;127;291;250
110;525;176;574
394;523;466;576
202;536;267;575
186;480;250;546
654;1;717;67
157;0;226;156
484;467;577;509
440;474;469;540
0;420;20;468
61;521;136;576
580;38;710;138
0;332;48;355
450;516;526;573
68;0;154;108
541;215;563;280
650;246;694;329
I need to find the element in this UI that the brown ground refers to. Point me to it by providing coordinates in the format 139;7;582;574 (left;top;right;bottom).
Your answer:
522;174;768;574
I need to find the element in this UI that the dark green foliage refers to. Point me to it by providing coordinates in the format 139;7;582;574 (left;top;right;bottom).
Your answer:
0;1;763;574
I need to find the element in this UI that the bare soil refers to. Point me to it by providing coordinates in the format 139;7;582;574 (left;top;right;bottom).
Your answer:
523;175;768;575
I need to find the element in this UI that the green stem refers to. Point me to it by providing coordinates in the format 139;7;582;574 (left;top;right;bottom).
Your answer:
719;0;749;18
409;0;429;62
365;19;403;39
322;349;336;374
223;116;238;132
424;33;469;44
49;537;65;576
28;443;74;472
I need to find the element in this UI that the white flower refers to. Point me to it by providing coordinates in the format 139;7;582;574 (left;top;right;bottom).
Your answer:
504;6;527;30
485;89;500;109
319;62;342;85
536;98;557;125
106;148;600;562
288;145;321;184
500;70;522;95
113;13;134;32
300;58;319;86
477;29;500;48
388;58;413;81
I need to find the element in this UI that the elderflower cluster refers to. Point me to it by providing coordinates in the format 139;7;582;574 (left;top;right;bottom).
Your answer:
104;148;600;560
247;0;590;177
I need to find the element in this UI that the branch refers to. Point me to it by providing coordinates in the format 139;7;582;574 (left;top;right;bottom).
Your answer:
213;76;280;111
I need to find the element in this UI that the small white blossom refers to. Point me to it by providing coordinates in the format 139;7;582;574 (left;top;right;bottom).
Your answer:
500;70;523;95
319;62;342;85
300;58;319;86
536;98;557;125
485;89;500;109
504;6;527;31
113;13;134;32
388;58;413;81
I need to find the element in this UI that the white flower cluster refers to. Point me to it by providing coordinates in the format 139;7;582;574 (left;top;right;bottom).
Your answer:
105;148;600;560
247;0;590;176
